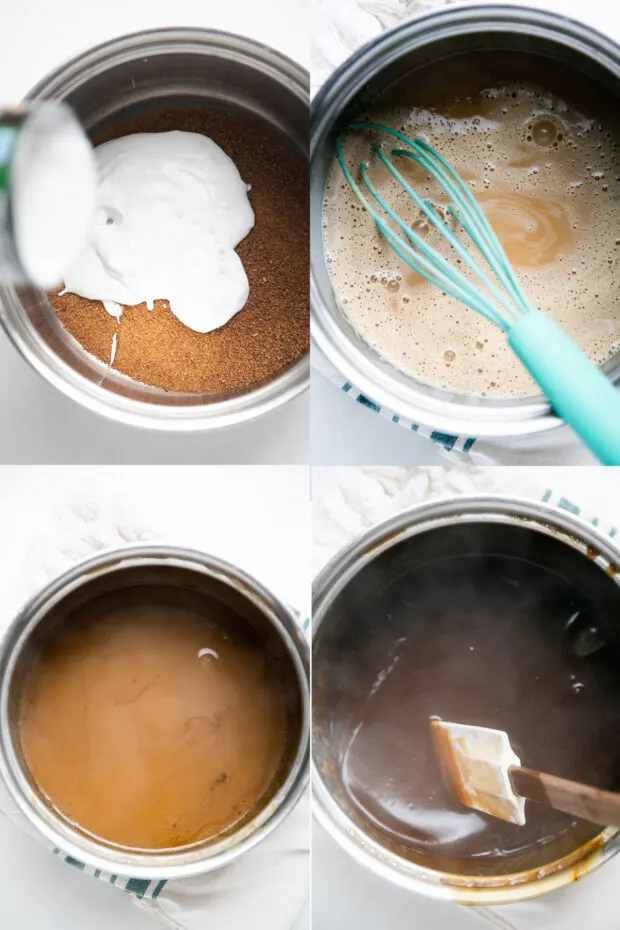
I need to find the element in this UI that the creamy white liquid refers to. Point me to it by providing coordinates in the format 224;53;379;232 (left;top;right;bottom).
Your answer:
64;131;255;334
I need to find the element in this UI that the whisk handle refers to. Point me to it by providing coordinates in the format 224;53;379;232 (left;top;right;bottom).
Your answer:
508;311;620;465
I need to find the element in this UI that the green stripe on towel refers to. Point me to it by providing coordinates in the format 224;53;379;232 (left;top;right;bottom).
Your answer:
330;371;477;457
356;394;380;412
125;878;152;899
152;879;167;899
64;857;85;871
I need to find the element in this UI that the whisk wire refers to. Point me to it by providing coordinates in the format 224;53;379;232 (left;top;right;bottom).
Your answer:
334;121;620;465
412;138;533;315
358;165;501;320
373;214;506;326
343;121;533;328
361;161;482;297
403;139;532;317
373;147;521;325
404;140;502;260
334;136;449;293
391;146;514;298
337;130;515;329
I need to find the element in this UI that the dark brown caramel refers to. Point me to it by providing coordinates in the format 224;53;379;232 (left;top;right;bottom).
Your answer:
318;527;620;875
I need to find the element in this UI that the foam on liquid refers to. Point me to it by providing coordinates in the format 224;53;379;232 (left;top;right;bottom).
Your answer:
323;54;620;397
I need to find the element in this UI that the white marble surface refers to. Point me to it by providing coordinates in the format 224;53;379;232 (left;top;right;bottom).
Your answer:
0;0;309;465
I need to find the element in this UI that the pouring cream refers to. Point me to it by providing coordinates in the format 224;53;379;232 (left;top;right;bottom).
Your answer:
63;130;255;334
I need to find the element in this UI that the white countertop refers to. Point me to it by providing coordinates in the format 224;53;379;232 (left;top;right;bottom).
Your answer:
0;0;309;464
313;821;484;930
0;815;163;930
311;370;447;464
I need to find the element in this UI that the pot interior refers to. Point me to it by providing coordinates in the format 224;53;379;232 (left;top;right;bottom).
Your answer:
312;20;620;418
9;561;303;858
313;519;620;880
4;35;308;413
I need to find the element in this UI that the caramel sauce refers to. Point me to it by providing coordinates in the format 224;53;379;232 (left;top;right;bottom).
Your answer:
317;527;620;875
19;586;297;850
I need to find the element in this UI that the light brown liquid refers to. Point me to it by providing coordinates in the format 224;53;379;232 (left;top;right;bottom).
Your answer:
19;586;297;850
323;53;620;396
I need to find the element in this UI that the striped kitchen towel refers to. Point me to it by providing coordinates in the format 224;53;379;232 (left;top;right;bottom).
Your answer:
313;349;596;465
313;348;477;458
52;851;167;901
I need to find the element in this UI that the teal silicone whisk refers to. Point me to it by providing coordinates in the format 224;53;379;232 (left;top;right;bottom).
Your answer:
337;122;620;465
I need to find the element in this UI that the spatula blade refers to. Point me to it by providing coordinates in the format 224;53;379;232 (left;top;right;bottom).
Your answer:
431;719;526;825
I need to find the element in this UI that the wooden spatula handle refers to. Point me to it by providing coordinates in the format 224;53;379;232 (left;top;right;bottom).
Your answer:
509;765;620;828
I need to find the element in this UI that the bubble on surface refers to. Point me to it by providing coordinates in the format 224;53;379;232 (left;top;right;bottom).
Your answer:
530;116;562;147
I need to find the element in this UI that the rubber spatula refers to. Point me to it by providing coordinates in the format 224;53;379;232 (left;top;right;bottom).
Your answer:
431;718;620;828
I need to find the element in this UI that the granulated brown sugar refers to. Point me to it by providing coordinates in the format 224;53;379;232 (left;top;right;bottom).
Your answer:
49;107;309;394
